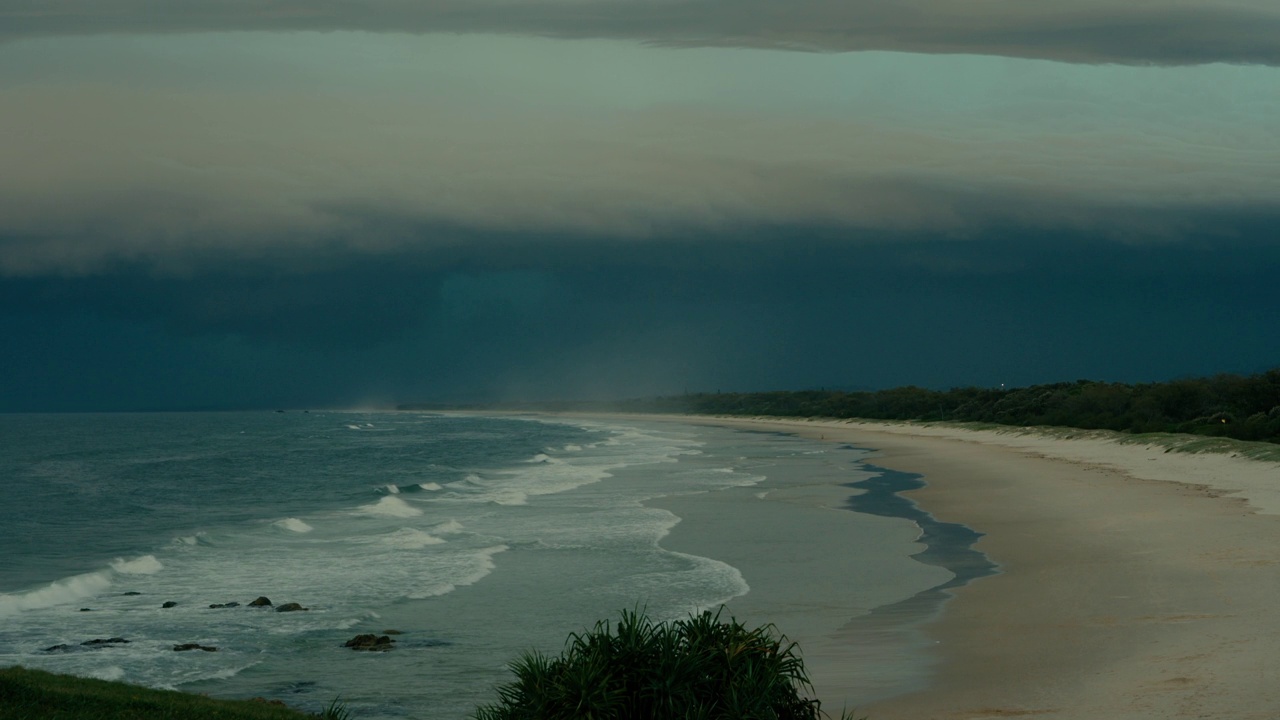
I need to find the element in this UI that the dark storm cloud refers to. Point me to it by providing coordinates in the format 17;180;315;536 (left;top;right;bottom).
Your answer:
3;0;1280;65
4;214;1279;411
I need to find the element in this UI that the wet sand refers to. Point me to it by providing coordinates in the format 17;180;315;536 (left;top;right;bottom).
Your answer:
640;415;1280;720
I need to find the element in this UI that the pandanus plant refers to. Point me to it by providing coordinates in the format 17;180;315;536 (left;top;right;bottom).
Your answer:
474;608;860;720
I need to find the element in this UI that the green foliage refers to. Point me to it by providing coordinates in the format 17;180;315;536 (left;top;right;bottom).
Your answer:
617;368;1280;445
0;666;318;720
319;698;353;720
474;608;857;720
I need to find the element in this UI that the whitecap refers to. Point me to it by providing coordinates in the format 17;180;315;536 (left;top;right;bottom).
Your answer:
355;495;423;518
489;489;528;506
110;555;164;575
383;483;401;494
433;519;464;534
418;482;442;491
380;528;446;549
274;518;314;533
0;571;113;617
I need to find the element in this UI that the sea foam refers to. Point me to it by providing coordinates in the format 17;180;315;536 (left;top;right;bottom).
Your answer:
274;518;314;533
0;571;113;617
355;495;423;518
380;528;446;549
110;555;164;575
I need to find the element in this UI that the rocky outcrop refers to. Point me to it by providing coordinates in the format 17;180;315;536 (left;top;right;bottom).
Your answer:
208;602;241;609
248;596;273;607
44;638;129;651
344;634;395;651
161;601;178;608
122;591;142;596
173;643;218;652
81;637;130;646
274;602;307;612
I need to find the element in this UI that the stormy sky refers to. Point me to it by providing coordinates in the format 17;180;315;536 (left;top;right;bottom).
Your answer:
1;2;1277;411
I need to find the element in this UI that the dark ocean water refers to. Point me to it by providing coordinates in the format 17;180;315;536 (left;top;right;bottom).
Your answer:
0;412;968;718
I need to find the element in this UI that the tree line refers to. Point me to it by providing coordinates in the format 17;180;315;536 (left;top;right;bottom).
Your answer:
617;369;1280;444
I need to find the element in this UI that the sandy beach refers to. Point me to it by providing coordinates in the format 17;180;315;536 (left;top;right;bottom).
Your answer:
637;415;1280;720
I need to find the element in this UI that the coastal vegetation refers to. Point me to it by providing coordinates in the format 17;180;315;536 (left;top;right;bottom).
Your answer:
0;666;344;720
474;608;856;720
3;611;851;720
613;369;1280;445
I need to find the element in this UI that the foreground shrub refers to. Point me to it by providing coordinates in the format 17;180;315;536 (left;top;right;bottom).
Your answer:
474;608;856;720
0;666;319;720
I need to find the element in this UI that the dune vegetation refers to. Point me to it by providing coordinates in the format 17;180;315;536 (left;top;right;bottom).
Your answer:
615;369;1280;446
0;666;345;720
474;608;858;720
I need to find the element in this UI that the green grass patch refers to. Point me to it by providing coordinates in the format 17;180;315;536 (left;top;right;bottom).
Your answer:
0;667;332;720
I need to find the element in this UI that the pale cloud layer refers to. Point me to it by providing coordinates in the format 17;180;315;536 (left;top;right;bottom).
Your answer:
3;0;1280;65
3;34;1277;276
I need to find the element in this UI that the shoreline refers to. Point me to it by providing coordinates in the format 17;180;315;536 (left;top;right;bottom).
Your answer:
620;414;1280;719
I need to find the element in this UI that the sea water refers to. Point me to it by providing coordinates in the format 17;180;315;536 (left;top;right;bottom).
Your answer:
0;412;961;718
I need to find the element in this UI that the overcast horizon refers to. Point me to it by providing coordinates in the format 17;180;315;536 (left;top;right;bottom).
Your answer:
2;2;1277;412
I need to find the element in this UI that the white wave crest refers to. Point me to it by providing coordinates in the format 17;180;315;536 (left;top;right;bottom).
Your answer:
384;484;401;494
381;528;446;549
274;518;314;533
355;495;423;518
110;555;163;575
0;571;113;617
490;489;528;506
418;482;442;491
433;519;464;534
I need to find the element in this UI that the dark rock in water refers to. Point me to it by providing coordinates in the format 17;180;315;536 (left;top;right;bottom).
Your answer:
122;591;142;596
43;644;72;652
382;629;403;635
79;608;92;612
173;643;218;652
344;634;394;651
162;601;178;608
275;602;306;612
248;596;273;607
209;601;241;609
81;637;130;646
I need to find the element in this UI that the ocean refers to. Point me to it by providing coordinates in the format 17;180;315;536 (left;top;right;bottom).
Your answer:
0;412;970;718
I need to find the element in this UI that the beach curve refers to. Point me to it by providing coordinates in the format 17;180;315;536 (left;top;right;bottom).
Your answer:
625;414;1280;720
